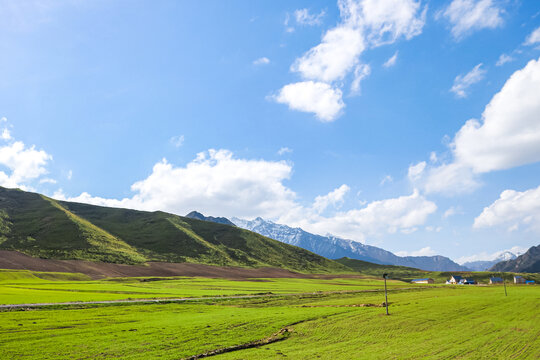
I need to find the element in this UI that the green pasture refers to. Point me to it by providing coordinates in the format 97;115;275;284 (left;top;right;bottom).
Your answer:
0;269;403;305
0;270;538;359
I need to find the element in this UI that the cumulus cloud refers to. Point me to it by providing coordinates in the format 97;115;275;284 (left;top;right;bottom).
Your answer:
58;149;436;242
474;185;540;233
253;57;270;66
496;53;513;67
383;51;398;68
294;8;326;26
0;119;53;189
284;189;437;241
524;26;540;46
312;184;350;213
59;149;297;220
0;141;52;189
276;0;426;120
273;81;345;122
410;57;540;195
450;63;486;98
453;58;540;173
395;246;436;257
438;0;504;40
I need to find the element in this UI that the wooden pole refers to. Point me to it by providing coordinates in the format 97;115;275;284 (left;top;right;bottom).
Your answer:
503;273;507;296
383;273;389;315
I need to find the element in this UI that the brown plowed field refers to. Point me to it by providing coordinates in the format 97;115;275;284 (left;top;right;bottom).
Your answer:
0;250;359;280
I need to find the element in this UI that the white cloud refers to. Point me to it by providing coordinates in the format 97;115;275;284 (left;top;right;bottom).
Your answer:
383;51;398;68
58;149;298;220
0;141;52;188
524;26;540;46
496;53;513;66
0;117;7;122
294;8;326;26
312;184;350;213
453;57;540;173
253;57;270;66
67;169;73;180
456;246;527;264
429;151;438;163
395;246;436;257
450;63;486;98
423;163;481;195
169;135;184;148
411;57;540;196
277;0;425;120
277;147;293;156
1;128;12;141
39;178;57;184
439;0;504;40
284;189;437;241
443;206;462;218
380;175;393;186
350;64;371;94
58;149;436;243
273;81;345;122
292;26;365;83
407;161;426;182
474;185;540;233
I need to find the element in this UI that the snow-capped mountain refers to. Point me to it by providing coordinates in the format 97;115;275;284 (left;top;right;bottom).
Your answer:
462;251;519;271
231;217;469;272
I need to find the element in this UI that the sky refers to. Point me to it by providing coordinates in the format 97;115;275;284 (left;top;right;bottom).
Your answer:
1;0;539;264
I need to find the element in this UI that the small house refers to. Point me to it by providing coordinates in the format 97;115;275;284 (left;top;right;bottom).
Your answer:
514;276;526;284
449;275;463;284
461;278;475;285
525;280;535;285
411;278;434;284
489;277;503;284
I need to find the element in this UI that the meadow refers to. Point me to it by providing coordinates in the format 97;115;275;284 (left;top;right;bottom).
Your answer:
0;270;538;359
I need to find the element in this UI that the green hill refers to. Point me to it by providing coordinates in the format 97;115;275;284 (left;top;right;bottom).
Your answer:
0;187;350;274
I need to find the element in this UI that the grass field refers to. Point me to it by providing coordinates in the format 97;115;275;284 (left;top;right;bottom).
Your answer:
1;270;538;359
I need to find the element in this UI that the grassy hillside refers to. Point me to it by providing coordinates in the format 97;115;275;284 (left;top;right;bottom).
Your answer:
0;187;350;273
336;257;540;283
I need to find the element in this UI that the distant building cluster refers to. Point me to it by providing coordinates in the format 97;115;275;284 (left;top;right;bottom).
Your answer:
410;275;536;285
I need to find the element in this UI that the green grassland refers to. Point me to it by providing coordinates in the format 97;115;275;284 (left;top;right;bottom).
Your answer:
0;270;538;359
0;269;401;305
0;186;348;273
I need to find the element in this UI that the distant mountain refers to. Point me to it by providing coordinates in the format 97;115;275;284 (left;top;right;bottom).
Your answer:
489;245;540;273
0;186;349;274
232;217;469;272
185;211;236;226
462;251;518;271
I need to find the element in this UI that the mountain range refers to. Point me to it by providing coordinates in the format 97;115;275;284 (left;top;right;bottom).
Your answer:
229;217;469;272
0;186;348;274
461;251;519;271
489;245;540;273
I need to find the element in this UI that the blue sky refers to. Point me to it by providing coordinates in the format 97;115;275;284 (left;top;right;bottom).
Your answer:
1;0;539;263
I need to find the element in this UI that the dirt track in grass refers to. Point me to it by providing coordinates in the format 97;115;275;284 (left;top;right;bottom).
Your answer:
0;250;364;280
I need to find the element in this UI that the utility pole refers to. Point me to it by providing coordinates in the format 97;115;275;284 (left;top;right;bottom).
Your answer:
502;273;507;296
383;273;389;315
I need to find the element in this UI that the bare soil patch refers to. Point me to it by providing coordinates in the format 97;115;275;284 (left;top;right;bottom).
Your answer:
0;250;363;280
